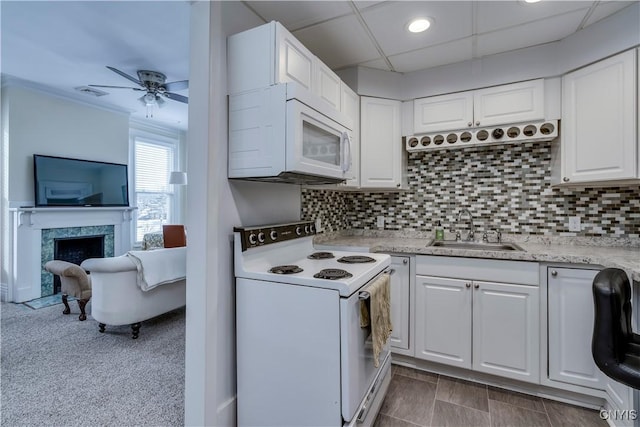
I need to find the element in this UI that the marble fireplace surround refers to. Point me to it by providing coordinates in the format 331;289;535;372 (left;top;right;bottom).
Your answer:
5;207;135;302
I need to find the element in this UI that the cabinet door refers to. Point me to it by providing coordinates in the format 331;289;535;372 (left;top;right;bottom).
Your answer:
472;281;540;384
275;24;314;92
415;275;471;369
414;92;473;133
389;256;410;351
548;267;605;390
561;49;637;183
473;79;545;128
339;83;360;188
316;62;341;110
360;97;402;188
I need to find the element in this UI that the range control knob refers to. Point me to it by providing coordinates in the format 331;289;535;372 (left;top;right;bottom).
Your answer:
295;226;303;236
248;233;257;245
304;225;310;234
257;232;265;243
310;224;315;233
270;230;278;241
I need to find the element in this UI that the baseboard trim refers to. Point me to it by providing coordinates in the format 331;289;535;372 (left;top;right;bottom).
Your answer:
217;395;236;427
1;282;8;302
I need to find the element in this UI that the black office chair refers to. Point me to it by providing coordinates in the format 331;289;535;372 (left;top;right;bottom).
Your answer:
592;268;640;390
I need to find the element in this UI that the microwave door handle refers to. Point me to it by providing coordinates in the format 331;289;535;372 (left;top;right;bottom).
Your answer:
341;131;352;173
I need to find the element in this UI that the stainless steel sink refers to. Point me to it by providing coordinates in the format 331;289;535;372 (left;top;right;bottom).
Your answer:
429;240;524;251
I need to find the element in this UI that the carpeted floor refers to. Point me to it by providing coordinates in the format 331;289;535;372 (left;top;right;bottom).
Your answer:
1;300;185;426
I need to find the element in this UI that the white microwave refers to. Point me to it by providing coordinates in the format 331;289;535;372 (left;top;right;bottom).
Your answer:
228;83;354;184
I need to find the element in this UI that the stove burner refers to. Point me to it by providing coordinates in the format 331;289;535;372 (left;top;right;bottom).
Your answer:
337;256;376;264
313;268;353;280
308;251;335;260
269;265;303;275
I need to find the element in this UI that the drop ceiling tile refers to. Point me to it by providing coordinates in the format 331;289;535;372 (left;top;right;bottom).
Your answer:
244;1;352;31
353;1;388;11
475;1;592;33
360;1;474;56
583;1;638;27
476;9;586;57
389;37;474;73
293;14;380;69
359;57;392;71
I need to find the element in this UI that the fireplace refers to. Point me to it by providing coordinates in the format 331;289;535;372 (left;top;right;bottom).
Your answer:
6;206;134;303
41;225;115;297
52;235;105;294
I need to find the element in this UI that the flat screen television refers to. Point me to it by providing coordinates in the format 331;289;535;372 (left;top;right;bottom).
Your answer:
33;154;130;207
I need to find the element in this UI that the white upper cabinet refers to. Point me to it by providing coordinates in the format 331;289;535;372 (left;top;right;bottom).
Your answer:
413;79;545;134
228;21;345;112
414;92;474;133
560;49;638;185
316;62;342;111
360;97;404;189
228;21;314;94
473;80;545;127
275;26;315;92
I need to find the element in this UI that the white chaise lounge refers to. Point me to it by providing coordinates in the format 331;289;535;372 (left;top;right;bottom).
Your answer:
81;247;186;339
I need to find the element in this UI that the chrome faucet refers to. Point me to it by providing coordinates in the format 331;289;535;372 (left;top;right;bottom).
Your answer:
456;209;475;241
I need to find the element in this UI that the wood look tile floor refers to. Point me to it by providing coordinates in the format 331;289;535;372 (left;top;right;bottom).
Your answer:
374;365;607;427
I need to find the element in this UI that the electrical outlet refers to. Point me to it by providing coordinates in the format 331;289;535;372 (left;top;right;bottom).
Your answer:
315;218;322;232
568;216;581;232
376;215;385;229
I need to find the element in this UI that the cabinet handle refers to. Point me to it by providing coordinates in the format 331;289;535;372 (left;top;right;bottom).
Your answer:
474;283;480;289
475;121;480;126
563;177;570;182
551;270;558;277
396;183;401;188
402;259;408;265
467;122;472;127
466;282;471;288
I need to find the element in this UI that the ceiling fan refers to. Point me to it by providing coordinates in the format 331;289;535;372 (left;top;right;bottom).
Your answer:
90;66;188;117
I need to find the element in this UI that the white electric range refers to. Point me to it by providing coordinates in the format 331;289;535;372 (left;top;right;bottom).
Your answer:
234;221;392;426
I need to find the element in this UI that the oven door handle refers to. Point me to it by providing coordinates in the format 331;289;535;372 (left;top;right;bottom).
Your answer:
358;269;394;300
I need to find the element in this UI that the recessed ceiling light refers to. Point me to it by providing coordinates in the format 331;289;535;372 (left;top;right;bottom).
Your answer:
407;18;432;33
524;0;541;3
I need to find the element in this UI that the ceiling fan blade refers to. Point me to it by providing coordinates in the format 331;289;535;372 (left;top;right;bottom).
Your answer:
164;80;189;91
163;92;189;104
106;66;144;87
89;84;145;91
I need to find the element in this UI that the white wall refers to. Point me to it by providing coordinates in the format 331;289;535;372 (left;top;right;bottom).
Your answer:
3;85;130;205
184;2;300;425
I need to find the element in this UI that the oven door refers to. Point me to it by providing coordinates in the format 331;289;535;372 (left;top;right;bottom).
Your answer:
340;277;391;423
286;99;353;181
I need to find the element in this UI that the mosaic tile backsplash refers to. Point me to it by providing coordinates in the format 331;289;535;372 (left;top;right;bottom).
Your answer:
41;226;115;296
302;141;640;238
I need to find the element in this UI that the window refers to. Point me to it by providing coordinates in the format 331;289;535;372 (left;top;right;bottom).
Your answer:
131;129;181;244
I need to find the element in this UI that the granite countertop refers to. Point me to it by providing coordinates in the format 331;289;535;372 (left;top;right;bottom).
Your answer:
314;230;640;282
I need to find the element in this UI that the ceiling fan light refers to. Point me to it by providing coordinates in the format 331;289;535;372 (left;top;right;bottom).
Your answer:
407;18;432;33
143;93;157;106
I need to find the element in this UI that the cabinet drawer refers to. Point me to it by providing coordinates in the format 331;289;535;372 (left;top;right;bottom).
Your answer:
416;256;538;285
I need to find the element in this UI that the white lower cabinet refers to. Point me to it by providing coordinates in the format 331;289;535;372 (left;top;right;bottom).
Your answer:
415;275;540;383
415;276;472;369
472;280;540;382
547;267;605;390
547;266;635;426
389;256;410;352
414;256;540;384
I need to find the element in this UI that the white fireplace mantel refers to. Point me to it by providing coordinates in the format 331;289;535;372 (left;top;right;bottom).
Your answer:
5;206;136;302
